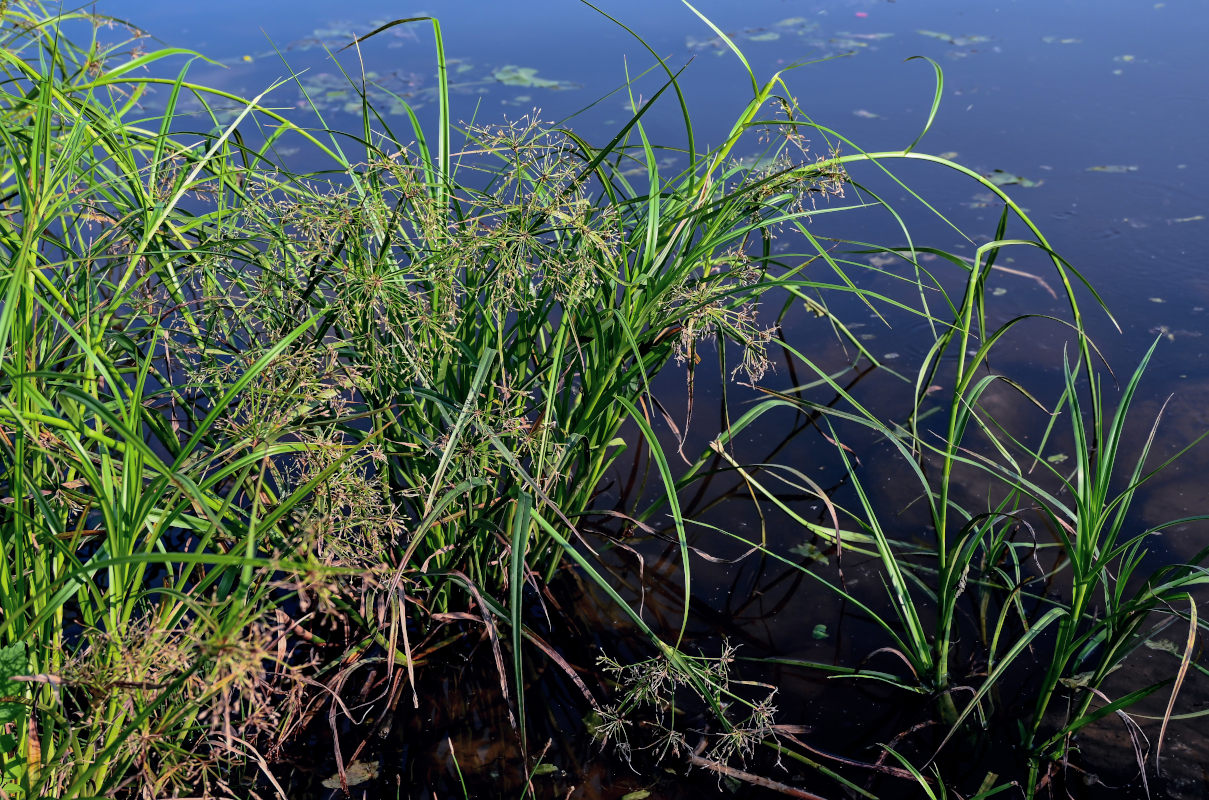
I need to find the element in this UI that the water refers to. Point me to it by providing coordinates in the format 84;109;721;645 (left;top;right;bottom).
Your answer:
91;0;1209;796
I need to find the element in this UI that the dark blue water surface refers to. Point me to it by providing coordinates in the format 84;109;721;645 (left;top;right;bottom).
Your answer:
92;0;1209;795
101;0;1209;390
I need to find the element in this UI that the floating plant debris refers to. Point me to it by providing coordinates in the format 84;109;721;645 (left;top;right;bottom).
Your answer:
985;169;1043;188
917;30;991;46
321;760;380;789
1086;164;1139;173
491;65;578;89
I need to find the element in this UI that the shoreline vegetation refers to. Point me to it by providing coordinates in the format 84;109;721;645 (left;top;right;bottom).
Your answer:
1;2;1205;797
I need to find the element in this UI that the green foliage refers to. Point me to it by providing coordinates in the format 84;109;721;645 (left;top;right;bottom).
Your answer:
0;0;1202;797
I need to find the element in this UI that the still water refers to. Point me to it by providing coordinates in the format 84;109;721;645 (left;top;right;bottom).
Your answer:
93;0;1209;796
101;0;1209;418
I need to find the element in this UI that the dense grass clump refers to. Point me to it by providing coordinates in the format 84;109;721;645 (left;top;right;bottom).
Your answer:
1;2;1205;798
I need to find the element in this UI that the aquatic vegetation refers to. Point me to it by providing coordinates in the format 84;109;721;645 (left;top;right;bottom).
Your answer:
0;0;1204;798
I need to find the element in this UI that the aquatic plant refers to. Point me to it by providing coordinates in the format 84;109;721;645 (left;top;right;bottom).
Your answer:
2;0;1203;797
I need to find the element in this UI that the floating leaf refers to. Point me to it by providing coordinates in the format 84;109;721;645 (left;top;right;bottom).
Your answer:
775;17;820;32
853;109;880;119
838;32;895;41
992;287;1008;296
1046;453;1068;464
1041;36;1081;44
1144;638;1183;656
812;624;829;640
985;169;1042;188
1149;297;1165;303
790;542;825;560
748;31;781;42
1086;164;1138;173
532;763;559;776
322;760;380;789
917;30;991;46
491;65;577;90
883;352;900;360
621;792;652;800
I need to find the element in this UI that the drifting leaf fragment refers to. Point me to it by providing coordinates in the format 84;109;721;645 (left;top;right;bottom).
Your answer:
985;169;1042;188
322;760;380;789
790;542;825;560
1046;453;1068;464
917;30;991;46
492;65;577;90
1086;164;1139;173
812;624;829;640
